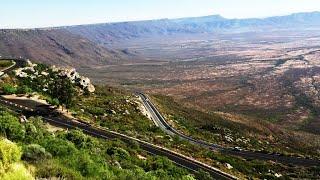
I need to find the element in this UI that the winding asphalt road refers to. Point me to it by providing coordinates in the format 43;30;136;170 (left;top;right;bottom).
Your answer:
0;58;237;180
138;93;320;167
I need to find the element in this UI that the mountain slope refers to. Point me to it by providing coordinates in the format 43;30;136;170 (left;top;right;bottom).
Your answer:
0;29;130;67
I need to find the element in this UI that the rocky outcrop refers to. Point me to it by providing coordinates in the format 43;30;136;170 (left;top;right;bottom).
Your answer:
15;61;95;93
56;66;96;93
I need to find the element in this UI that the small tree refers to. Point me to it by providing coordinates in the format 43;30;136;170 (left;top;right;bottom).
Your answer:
51;77;76;109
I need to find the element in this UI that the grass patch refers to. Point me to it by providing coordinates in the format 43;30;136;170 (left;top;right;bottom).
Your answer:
0;60;13;69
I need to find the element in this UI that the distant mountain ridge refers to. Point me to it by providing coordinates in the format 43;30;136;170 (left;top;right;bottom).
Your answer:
65;11;320;45
0;12;319;67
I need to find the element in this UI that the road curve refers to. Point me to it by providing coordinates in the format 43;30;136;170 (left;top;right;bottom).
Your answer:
139;92;222;149
0;58;237;180
0;58;26;74
138;93;320;167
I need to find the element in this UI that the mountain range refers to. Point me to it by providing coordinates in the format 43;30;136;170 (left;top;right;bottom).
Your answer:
0;11;320;67
66;11;320;44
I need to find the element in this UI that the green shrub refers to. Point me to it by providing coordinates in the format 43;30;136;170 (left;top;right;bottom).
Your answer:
0;138;33;180
73;152;98;177
87;107;105;116
46;97;60;106
107;147;130;160
195;169;213;180
1;84;17;95
22;144;51;161
0;139;22;169
0;112;25;141
42;138;77;157
1;163;33;180
35;160;83;179
34;64;48;72
65;130;88;148
17;85;33;94
24;122;44;143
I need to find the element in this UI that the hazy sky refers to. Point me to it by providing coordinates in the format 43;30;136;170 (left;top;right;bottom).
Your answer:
1;0;320;28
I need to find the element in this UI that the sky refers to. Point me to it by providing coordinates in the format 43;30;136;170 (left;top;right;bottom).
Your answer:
1;0;320;29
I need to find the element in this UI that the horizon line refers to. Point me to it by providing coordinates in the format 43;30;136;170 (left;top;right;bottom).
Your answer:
1;11;319;30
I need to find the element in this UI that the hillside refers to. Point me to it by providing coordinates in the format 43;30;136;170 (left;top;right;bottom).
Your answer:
0;60;197;179
0;29;134;67
1;59;319;179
